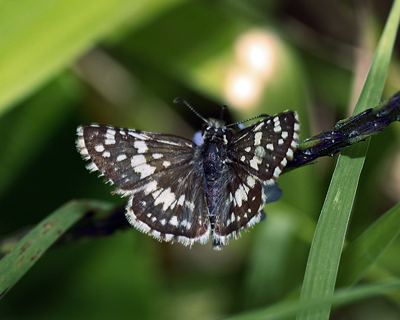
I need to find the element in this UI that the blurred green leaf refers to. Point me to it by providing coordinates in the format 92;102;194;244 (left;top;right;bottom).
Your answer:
0;200;115;300
297;1;400;319
244;201;316;307
337;201;400;287
0;0;183;116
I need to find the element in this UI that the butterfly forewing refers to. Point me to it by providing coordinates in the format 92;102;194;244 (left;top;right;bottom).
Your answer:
78;125;196;192
77;125;210;245
228;111;299;182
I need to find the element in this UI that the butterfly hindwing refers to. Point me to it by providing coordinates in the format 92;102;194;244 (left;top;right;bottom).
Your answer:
126;164;210;245
213;162;264;246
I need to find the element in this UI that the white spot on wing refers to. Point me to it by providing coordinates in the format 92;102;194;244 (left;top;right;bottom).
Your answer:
152;153;163;159
134;163;156;179
273;166;282;178
255;146;266;157
254;132;262;146
104;139;115;145
131;155;146;167
235;184;249;207
185;200;195;211
273;126;281;133
162;161;171;167
116;154;127;162
157;139;181;147
250;156;262;170
95;144;105;152
177;195;185;206
105;129;116;145
169;216;179;227
128;130;148;140
247;176;256;188
152;188;163;199
254;123;263;131
154;187;176;211
134;140;148;153
286;148;294;159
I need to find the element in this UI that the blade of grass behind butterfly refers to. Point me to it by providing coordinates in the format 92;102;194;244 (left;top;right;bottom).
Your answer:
223;280;400;320
296;1;400;319
337;200;400;287
0;200;115;300
0;0;184;117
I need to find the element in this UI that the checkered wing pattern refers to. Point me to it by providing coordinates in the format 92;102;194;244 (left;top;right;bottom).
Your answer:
77;109;300;250
212;111;299;245
77;125;210;246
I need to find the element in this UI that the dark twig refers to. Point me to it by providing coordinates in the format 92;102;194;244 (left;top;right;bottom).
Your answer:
284;91;400;172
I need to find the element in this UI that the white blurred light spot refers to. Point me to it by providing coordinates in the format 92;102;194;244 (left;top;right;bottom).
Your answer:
236;30;276;77
224;29;279;110
225;69;261;108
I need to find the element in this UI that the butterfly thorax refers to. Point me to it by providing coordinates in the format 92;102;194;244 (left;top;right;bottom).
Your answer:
201;119;234;180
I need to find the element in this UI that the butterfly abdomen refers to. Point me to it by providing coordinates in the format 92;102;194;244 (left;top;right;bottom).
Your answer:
202;140;226;221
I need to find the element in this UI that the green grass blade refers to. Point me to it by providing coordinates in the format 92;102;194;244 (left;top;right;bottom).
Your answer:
0;200;115;299
337;201;400;287
223;280;400;320
0;0;182;117
296;1;400;319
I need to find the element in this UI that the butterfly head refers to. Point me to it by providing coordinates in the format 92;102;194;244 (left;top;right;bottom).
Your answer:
202;119;235;144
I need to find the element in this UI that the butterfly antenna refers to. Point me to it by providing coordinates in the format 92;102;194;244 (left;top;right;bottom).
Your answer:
174;98;209;124
226;114;269;128
220;105;227;120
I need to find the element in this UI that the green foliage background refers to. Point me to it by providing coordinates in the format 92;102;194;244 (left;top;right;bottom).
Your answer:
1;1;400;319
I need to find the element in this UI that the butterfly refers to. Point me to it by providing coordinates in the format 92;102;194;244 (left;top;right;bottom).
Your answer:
76;101;299;250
